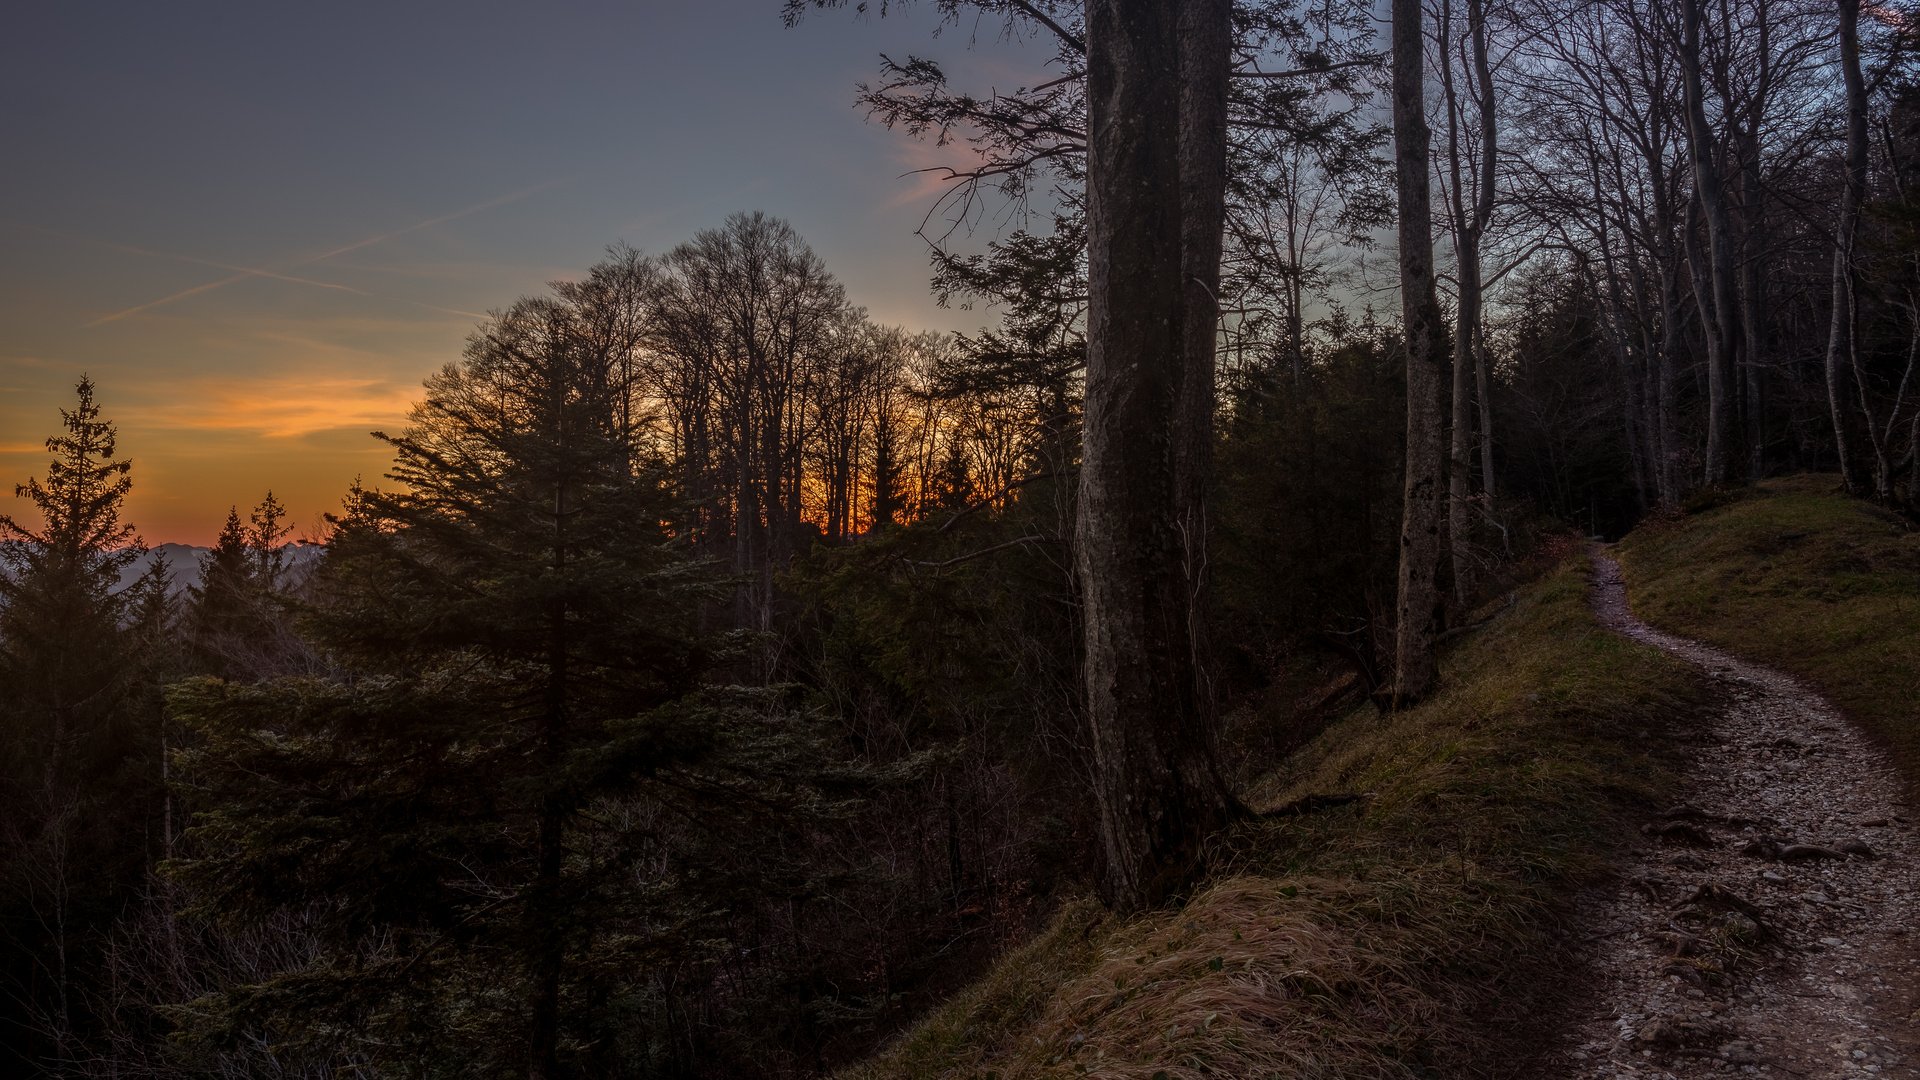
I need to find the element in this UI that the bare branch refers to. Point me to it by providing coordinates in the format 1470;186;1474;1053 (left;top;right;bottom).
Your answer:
908;534;1046;568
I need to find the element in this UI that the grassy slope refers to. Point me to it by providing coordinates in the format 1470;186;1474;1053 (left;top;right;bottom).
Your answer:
1615;475;1920;786
840;555;1699;1080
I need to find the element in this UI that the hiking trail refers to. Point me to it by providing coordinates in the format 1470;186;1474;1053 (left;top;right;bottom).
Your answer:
1547;551;1920;1077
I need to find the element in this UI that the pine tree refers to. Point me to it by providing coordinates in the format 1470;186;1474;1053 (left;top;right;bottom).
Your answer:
167;294;844;1079
0;377;164;1066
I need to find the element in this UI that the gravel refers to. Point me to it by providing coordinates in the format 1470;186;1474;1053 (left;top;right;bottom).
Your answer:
1546;552;1920;1079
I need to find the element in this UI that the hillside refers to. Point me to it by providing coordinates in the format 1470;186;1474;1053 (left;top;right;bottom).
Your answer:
112;541;325;596
838;553;1701;1079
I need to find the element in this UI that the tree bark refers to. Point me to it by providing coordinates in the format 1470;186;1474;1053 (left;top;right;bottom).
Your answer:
1079;0;1238;912
1827;0;1866;493
1177;0;1231;724
1392;0;1447;704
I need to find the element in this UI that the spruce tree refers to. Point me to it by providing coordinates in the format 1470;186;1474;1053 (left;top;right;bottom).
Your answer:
187;492;307;680
186;508;253;677
168;293;841;1079
0;377;164;1067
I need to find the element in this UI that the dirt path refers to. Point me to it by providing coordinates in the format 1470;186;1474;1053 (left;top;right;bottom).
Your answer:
1544;552;1920;1077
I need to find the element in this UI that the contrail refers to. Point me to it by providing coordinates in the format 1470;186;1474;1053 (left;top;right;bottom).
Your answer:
306;179;567;262
86;272;256;326
59;178;564;326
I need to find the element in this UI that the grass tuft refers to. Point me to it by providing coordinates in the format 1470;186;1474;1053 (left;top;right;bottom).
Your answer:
841;553;1701;1079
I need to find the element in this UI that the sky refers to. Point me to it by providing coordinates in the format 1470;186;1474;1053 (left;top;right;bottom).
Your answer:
0;1;1062;545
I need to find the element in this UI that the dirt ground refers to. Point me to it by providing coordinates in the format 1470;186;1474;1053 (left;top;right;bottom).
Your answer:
1540;552;1920;1077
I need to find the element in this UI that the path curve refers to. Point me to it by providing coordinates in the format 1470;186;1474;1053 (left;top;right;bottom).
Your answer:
1547;551;1920;1078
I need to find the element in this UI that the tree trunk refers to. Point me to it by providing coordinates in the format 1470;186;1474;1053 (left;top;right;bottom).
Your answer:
528;513;569;1080
1177;0;1230;717
1739;126;1768;481
1445;0;1497;605
1828;0;1867;493
1680;0;1739;485
1391;0;1447;704
1079;0;1238;912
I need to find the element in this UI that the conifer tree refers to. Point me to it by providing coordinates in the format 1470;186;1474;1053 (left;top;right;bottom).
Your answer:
167;293;843;1079
186;508;253;677
0;377;164;1067
187;492;307;680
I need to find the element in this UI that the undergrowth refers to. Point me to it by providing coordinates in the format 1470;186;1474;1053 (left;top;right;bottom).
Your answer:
1615;474;1920;788
838;554;1699;1079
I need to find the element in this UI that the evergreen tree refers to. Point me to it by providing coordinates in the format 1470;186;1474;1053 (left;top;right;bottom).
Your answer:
187;492;307;680
167;294;845;1079
186;508;253;678
0;377;164;1068
246;490;290;591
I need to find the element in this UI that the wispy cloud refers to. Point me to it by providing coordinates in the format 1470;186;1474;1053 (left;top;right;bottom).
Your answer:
883;138;983;213
134;373;419;439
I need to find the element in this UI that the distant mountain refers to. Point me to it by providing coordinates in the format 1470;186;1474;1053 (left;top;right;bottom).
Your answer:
117;542;326;596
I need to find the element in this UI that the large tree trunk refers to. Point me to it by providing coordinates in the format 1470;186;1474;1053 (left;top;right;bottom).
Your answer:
1827;0;1866;493
1177;0;1231;725
1392;0;1447;704
1680;0;1739;485
1079;0;1237;913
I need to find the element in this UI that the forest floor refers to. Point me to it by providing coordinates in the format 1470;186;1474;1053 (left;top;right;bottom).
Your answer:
1544;550;1920;1078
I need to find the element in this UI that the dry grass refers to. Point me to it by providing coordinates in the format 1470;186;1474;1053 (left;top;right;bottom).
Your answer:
1615;474;1920;785
840;554;1701;1079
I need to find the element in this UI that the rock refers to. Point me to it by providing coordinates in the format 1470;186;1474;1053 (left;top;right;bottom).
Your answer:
1652;930;1704;956
1778;844;1850;861
1644;821;1715;845
1761;871;1788;883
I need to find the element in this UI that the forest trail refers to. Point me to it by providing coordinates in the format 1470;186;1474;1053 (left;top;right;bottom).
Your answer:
1546;551;1920;1077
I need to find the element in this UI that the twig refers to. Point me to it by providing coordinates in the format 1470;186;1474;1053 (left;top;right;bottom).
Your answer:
908;535;1045;569
1232;58;1379;79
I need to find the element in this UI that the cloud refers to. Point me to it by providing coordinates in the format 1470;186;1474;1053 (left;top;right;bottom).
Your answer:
882;137;986;213
132;373;418;439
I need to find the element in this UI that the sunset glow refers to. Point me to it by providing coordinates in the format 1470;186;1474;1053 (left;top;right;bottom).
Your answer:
0;1;1025;545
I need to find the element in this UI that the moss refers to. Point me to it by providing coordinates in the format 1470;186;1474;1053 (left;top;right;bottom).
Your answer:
840;553;1700;1079
1615;474;1920;790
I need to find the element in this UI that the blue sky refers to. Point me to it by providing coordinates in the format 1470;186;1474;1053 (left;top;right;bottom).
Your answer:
0;0;1059;543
